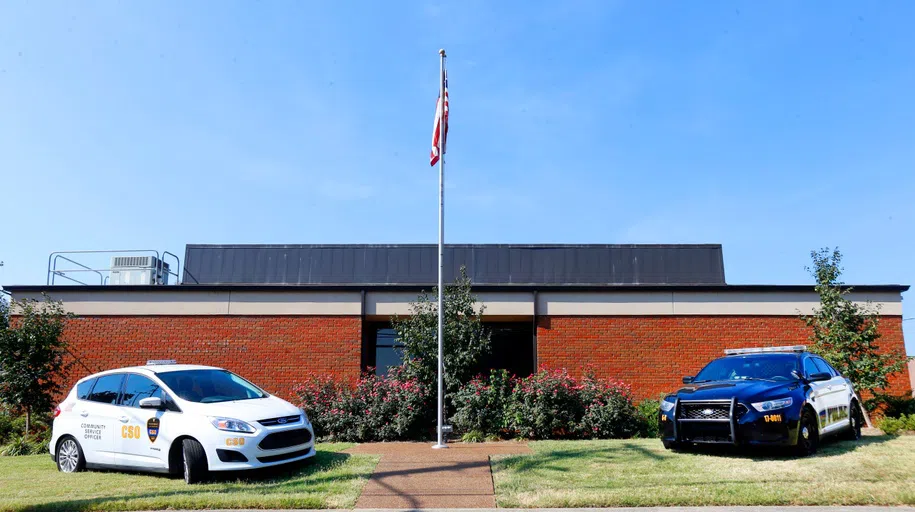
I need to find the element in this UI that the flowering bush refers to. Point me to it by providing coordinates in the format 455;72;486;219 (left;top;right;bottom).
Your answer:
576;372;640;439
452;369;514;436
294;367;431;442
451;368;643;440
509;368;584;439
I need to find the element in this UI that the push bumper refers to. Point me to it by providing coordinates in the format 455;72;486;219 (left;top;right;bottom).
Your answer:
660;398;799;446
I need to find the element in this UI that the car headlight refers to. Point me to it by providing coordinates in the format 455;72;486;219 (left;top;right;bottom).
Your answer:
210;417;256;433
751;397;793;412
659;397;676;412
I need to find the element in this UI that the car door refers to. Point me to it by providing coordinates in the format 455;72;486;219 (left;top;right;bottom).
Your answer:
116;373;174;470
803;357;832;431
813;357;850;432
75;373;124;465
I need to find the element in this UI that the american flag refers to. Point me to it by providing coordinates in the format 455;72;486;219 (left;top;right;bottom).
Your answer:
430;72;449;166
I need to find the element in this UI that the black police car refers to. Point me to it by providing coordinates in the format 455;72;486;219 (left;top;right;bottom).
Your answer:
659;346;864;456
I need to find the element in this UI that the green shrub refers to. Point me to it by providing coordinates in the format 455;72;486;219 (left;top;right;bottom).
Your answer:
636;399;661;438
879;394;915;418
0;411;13;445
452;370;513;436
461;430;485;443
0;435;41;456
877;413;915;436
295;367;431;442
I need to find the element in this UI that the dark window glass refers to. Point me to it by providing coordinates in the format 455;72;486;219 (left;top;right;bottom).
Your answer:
812;358;836;377
120;374;165;408
87;374;124;405
156;370;266;403
374;328;403;377
76;378;96;400
803;358;820;378
694;354;799;382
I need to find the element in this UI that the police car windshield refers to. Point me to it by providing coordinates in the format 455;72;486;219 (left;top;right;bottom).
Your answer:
693;354;799;383
156;370;267;403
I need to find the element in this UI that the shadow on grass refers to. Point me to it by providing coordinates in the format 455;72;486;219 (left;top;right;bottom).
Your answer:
18;450;368;512
678;434;892;460
495;435;893;475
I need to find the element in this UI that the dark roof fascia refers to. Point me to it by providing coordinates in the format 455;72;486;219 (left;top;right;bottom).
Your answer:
3;284;909;293
184;243;725;249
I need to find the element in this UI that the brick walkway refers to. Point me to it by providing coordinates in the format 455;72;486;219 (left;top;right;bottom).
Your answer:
344;442;531;509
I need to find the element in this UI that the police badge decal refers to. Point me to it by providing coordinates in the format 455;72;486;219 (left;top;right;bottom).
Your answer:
147;417;160;443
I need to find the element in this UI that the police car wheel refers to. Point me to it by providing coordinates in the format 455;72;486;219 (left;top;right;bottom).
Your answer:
662;440;680;450
56;436;86;473
182;439;208;484
795;408;819;457
844;402;863;441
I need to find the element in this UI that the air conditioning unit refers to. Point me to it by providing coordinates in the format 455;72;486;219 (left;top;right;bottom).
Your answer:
109;256;170;285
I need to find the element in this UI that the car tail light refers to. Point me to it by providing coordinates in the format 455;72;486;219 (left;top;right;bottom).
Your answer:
53;405;61;418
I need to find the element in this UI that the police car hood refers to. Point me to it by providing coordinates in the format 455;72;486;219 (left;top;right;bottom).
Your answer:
193;395;300;422
676;379;795;403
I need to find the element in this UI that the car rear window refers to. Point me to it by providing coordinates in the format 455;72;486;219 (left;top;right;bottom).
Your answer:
87;374;124;405
76;378;96;400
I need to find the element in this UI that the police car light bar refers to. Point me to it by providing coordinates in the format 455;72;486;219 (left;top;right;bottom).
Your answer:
723;346;807;355
146;359;178;365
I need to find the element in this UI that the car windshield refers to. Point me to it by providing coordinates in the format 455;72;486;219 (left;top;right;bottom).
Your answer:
156;369;267;403
693;354;799;382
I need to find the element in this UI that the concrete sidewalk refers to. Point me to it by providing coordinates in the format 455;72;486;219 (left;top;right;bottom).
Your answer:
343;442;532;509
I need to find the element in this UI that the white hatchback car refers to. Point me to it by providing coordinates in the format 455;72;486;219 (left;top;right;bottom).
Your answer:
50;361;315;483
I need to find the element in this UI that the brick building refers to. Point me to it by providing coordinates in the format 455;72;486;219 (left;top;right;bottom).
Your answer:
6;244;912;400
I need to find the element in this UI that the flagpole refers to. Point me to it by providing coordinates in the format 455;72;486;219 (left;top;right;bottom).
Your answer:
433;48;448;450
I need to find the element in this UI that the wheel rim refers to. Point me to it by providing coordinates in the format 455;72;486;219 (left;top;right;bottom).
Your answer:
802;426;810;440
59;440;79;472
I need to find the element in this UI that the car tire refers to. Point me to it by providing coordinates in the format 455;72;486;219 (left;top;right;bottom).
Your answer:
843;401;863;441
182;439;208;484
56;436;86;473
795;408;819;457
662;440;681;450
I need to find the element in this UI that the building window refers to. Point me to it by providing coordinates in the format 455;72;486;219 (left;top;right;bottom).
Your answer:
375;328;404;377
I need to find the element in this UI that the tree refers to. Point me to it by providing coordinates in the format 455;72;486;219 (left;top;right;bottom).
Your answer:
803;248;908;398
0;295;72;437
393;267;492;402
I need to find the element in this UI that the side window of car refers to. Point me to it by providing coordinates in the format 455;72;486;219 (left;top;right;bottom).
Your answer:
76;378;97;400
812;357;835;377
119;374;164;408
803;357;819;378
87;374;124;405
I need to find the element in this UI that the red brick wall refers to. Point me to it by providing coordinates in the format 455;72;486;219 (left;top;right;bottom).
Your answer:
57;316;362;401
536;315;912;400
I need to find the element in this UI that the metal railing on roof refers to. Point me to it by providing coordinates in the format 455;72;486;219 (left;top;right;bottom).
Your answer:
47;250;181;286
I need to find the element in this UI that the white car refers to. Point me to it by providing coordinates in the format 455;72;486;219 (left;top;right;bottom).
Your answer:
50;361;316;483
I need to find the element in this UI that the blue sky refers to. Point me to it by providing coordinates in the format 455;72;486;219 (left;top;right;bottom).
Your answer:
1;2;913;353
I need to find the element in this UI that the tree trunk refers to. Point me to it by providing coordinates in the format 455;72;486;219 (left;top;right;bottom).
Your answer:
25;407;31;438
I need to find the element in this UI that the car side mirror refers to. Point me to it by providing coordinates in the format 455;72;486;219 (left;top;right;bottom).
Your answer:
809;372;832;382
791;370;803;381
682;376;694;384
139;397;163;409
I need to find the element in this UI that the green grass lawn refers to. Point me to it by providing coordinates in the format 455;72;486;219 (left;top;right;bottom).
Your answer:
0;443;378;512
492;435;915;507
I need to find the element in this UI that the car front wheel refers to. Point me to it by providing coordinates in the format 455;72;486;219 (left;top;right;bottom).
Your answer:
182;439;208;484
795;408;819;457
56;436;86;473
843;401;863;441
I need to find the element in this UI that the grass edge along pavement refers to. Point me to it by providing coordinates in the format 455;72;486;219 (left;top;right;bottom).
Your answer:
491;435;915;508
0;443;379;512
